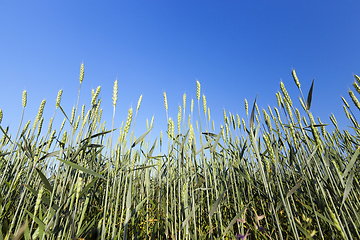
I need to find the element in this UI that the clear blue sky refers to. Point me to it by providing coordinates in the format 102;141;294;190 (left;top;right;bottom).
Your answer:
1;1;360;149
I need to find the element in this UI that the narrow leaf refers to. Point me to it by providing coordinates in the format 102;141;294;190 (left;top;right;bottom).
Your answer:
58;105;73;127
301;198;337;227
341;169;354;207
123;176;133;232
35;168;53;192
306;79;315;110
25;210;45;230
39;150;61;161
22;137;34;160
249;94;258;130
80;129;116;143
343;147;360;177
179;130;189;154
58;158;106;180
211;128;223;152
79;177;99;199
286;178;303;198
70;141;89;163
254;123;261;140
295;222;314;240
128;164;156;172
75;212;102;239
24;185;60;211
196;139;213;155
131;128;152;148
181;204;201;229
130;197;148;218
202;132;217;138
0;126;13;145
88;144;103;148
303;123;328;129
148;138;157;158
209;190;226;217
223;203;251;237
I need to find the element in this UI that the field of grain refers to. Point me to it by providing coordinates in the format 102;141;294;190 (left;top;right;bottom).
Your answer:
0;64;359;239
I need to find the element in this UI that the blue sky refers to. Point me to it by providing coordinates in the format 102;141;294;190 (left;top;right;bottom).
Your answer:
1;1;360;150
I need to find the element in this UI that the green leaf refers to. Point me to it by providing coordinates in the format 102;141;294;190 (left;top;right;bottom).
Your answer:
181;204;201;230
79;177;99;199
179;130;189;154
306;146;318;166
295;222;313;240
80;129;115;143
25;210;45;232
58;105;73;128
128;164;156;172
250;94;258;130
254;123;261;140
88;144;103;148
301;203;337;227
223;203;251;237
131;128;152;148
58;158;106;180
286;178;303;198
148;138;157;158
24;185;60;211
0;126;13;145
306;79;315;110
69;143;88;163
211;128;223;152
303;123;328;130
196;139;213;155
75;212;102;239
35;168;53;192
39;150;61;161
341;169;354;207
130;197;148;218
209;190;226;217
22;137;34;160
202;132;217;138
124;176;132;225
343;147;360;177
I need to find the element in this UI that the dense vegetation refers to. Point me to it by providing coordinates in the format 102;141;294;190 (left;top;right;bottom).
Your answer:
0;64;359;239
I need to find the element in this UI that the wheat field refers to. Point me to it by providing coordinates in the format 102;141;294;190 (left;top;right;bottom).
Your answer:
0;64;359;239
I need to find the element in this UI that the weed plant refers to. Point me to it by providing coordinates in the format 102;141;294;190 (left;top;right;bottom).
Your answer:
0;65;359;239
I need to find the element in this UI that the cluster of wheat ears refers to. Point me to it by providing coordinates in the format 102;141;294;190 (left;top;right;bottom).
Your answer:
0;64;359;240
